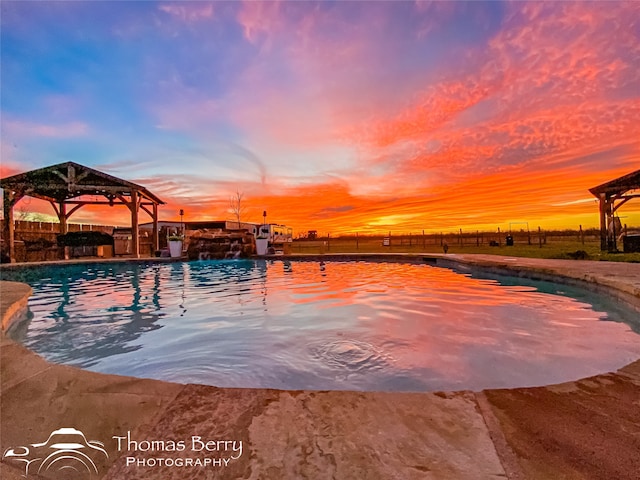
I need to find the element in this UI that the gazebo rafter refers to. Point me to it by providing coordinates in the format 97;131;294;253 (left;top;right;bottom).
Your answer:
1;161;165;262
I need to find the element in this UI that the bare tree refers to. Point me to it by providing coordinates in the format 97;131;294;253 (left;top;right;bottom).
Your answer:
14;198;56;222
15;198;31;221
229;190;247;228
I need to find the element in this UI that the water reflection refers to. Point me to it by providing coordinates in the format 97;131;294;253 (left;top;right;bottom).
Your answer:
3;259;640;391
6;262;166;368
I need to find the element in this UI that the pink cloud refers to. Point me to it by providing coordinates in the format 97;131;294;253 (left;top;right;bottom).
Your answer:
158;2;214;23
343;1;639;183
413;1;459;39
0;143;25;178
2;119;89;138
236;1;286;45
486;1;639;108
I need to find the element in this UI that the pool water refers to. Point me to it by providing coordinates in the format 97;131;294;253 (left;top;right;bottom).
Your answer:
4;259;640;392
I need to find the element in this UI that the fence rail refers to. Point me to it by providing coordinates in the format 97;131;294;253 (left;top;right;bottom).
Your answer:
1;220;118;262
2;221;634;260
1;220;115;242
291;229;604;254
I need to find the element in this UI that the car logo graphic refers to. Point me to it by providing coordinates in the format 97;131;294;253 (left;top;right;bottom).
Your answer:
3;428;108;479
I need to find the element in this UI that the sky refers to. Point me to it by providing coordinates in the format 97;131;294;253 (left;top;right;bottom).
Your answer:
1;0;639;236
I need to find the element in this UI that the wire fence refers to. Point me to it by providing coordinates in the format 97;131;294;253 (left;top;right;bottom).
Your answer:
3;220;636;260
290;228;603;254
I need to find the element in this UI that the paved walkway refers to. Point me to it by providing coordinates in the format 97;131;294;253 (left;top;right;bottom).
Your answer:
1;255;639;479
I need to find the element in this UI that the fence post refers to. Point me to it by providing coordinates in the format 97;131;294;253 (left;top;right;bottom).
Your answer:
476;230;479;247
422;230;425;249
579;225;584;245
538;226;542;248
327;233;330;252
356;232;359;250
459;228;462;247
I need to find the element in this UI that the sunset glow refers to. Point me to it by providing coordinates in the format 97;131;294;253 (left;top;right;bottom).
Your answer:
1;1;638;235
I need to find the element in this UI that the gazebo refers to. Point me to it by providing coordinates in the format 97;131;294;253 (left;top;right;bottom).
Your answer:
589;168;640;251
1;161;164;262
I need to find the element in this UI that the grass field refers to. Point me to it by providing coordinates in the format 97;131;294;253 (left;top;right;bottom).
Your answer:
291;237;640;262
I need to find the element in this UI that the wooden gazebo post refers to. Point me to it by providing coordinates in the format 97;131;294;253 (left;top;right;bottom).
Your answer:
152;203;159;253
58;200;69;259
131;190;140;258
2;189;23;263
597;193;610;251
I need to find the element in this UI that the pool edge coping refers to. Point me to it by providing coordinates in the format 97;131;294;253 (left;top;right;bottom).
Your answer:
2;254;640;480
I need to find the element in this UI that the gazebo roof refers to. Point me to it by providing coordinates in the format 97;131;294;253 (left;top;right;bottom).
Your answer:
589;169;640;198
0;161;164;204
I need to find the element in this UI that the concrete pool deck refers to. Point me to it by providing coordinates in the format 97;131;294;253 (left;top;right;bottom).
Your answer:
1;254;639;479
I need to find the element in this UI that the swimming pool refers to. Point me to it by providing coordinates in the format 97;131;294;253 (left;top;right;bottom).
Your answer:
3;259;640;392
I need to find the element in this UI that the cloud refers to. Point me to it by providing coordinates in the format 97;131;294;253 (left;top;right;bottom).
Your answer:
332;0;640;201
0;144;26;178
158;2;214;23
236;1;284;44
2;119;89;139
100;0;640;231
2;1;639;232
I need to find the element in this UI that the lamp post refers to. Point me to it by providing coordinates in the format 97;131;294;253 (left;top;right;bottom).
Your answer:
179;209;184;235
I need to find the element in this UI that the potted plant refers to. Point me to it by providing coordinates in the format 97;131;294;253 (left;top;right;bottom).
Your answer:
168;234;184;258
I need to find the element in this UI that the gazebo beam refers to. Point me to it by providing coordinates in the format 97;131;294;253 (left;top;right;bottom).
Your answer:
140;204;153;218
612;195;639;213
67;203;86;218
